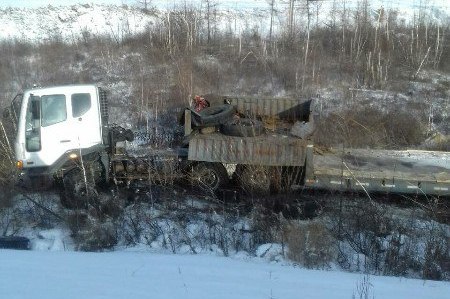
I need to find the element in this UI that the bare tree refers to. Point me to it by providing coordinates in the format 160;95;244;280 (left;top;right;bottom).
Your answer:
302;0;312;90
288;0;295;37
268;0;276;42
203;0;218;45
136;0;151;10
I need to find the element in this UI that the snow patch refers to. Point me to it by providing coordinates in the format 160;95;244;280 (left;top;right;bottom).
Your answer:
32;228;72;251
256;243;284;262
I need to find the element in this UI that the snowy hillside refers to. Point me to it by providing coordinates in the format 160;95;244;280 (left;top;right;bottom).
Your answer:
0;4;157;41
1;0;449;42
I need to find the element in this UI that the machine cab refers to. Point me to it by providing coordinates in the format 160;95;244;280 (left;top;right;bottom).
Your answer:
14;85;106;172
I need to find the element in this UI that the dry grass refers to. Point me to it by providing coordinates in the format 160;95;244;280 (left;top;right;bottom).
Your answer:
315;106;424;149
284;221;336;269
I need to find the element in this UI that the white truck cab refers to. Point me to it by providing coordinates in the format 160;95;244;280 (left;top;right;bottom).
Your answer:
14;85;108;176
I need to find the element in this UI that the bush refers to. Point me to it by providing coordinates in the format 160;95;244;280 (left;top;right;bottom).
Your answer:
66;195;125;251
328;198;395;273
422;227;449;281
285;221;336;269
68;210;118;252
327;195;450;280
315;106;424;148
0;121;17;203
116;198;257;256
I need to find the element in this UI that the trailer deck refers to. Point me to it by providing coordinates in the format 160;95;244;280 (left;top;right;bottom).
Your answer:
305;146;450;197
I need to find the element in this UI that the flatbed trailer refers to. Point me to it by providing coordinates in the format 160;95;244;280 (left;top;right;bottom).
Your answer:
304;145;450;197
118;96;449;198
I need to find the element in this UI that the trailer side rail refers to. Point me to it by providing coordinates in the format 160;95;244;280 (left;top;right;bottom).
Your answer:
304;146;450;197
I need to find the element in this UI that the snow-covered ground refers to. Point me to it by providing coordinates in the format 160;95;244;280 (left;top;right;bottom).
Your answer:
1;248;449;299
0;4;156;42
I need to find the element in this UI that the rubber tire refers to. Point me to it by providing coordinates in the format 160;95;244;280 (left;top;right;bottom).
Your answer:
221;118;265;137
60;169;89;209
236;165;271;195
192;162;229;192
194;104;236;127
60;163;101;209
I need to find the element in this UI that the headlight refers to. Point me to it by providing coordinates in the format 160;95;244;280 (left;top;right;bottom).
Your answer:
16;160;23;170
69;153;78;159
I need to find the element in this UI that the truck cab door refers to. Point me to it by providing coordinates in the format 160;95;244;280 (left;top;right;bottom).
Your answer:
38;94;77;166
69;92;102;149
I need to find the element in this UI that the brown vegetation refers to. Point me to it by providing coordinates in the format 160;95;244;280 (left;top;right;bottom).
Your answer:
315;106;425;149
285;221;336;269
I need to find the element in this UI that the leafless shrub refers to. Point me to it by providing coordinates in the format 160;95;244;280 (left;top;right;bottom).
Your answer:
248;204;282;248
116;201;167;246
66;191;124;251
381;222;424;277
0;205;22;236
315;106;424;149
74;220;117;251
425;138;450;151
68;209;118;251
116;199;254;256
352;275;374;299
0;192;62;238
326;194;450;280
328;197;393;273
422;225;449;281
284;221;336;269
0;119;17;210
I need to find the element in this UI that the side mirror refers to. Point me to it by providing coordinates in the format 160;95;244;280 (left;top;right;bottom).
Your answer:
2;108;10;119
30;98;40;120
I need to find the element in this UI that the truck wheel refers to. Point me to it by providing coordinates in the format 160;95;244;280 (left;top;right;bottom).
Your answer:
236;165;271;195
221;118;264;137
194;104;236;127
60;170;85;209
60;167;99;209
192;162;229;192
